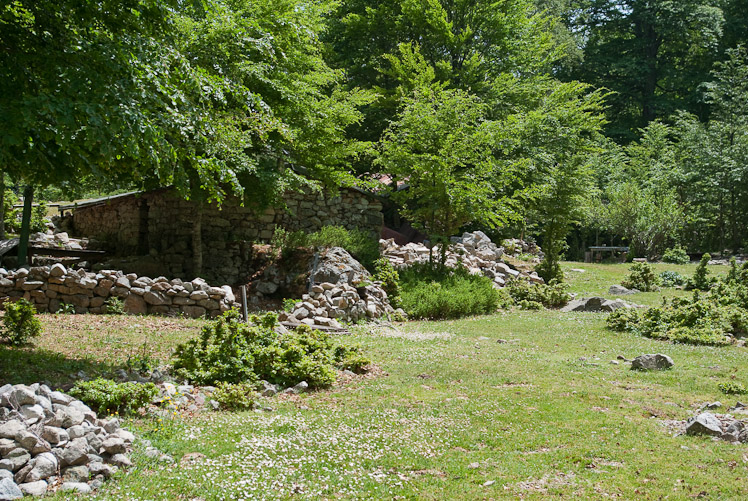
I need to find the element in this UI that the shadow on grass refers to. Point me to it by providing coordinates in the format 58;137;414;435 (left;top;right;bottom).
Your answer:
0;342;117;389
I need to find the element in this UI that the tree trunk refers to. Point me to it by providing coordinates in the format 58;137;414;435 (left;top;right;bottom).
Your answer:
192;203;203;278
18;185;34;266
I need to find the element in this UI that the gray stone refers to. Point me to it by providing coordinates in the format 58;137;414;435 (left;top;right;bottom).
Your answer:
60;482;91;494
60;442;88;467
41;427;68;446
0;470;12;481
88;461;115;478
106;454;132;468
0;478;23;500
686;412;723;437
18;480;47;497
259;381;278;397
62;465;89;483
19;404;44;424
631;354;674;371
609;284;637;295
48;391;73;406
124;293;147;314
25;453;57;482
101;437;126;455
9;387;35;407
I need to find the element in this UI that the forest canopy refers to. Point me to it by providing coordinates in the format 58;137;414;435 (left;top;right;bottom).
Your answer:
1;0;747;274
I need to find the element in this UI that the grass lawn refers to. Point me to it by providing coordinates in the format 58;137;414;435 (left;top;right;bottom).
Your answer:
4;261;748;498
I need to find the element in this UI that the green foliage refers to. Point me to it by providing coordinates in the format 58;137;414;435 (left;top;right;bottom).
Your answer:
687;253;715;291
212;382;259;411
718;381;748;395
104;297;125;315
56;303;76;315
662;246;690;265
69;378;158;415
606;278;748;346
506;280;571;309
398;264;502;320
273;226;380;270
621;263;660;292
282;298;299;313
2;299;41;346
172;310;363;388
126;342;157;373
373;258;401;308
333;345;371;374
659;271;686;288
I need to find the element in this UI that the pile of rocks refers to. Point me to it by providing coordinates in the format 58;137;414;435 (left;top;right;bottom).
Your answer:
279;282;397;327
0;264;237;318
380;231;544;288
499;238;544;261
0;383;134;498
560;297;645;313
683;403;748;443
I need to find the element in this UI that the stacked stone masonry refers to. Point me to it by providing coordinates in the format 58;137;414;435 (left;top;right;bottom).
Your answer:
71;187;384;284
0;264;237;318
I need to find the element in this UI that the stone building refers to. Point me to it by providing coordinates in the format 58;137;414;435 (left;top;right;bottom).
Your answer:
68;186;384;284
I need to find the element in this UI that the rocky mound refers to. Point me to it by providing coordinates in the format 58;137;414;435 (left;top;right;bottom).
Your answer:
381;231;544;288
0;384;136;497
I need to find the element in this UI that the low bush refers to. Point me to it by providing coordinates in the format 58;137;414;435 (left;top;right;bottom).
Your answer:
606;284;748;346
621;262;660;292
398;264;503;320
334;345;370;373
69;378;159;415
718;381;748;395
172;310;367;388
272;226;380;270
506;280;571;309
373;257;401;308
104;297;125;315
662;246;690;265
686;253;716;291
2;299;42;346
659;270;686;288
212;382;259;411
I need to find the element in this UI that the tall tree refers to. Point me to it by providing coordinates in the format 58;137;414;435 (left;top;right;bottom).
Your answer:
563;0;724;142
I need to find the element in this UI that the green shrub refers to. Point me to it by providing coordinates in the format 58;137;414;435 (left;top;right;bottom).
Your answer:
212;382;259;411
621;262;660;292
506;280;571;309
718;381;748;395
104;297;125;315
687;253;715;291
282;298;299;312
68;378;158;415
273;226;380;270
333;344;370;373
659;270;686;288
56;303;76;314
2;299;42;346
373;257;401;308
606;285;746;346
662;246;689;265
173;310;362;388
398;264;501;320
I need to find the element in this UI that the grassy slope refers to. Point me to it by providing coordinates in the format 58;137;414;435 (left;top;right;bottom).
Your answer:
6;262;747;499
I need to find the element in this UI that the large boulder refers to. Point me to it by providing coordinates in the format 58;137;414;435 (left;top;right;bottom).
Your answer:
631;353;674;370
311;247;371;286
686;413;723;437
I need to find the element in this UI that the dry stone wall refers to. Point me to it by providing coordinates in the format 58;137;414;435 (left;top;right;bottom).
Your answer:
71;187;384;284
0;264;236;318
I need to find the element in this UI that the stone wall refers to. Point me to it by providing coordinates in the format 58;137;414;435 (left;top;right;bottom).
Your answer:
71;187;384;284
0;264;236;318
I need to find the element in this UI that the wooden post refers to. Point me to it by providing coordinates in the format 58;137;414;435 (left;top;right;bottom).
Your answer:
240;285;248;324
18;185;33;266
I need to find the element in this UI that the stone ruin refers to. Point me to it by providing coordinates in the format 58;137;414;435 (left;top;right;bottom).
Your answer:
0;264;237;318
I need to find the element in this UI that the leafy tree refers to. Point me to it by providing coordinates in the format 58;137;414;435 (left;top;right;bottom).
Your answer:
562;0;725;142
376;85;508;266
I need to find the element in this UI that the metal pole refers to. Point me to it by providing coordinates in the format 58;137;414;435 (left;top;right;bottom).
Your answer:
240;285;248;323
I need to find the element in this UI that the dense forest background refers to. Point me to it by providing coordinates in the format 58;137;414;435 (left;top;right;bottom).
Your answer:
2;0;748;274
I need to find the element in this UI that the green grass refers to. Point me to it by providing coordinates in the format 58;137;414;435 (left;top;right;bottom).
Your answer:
9;261;748;498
